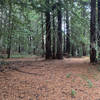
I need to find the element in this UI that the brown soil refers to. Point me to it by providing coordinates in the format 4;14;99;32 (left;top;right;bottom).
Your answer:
0;56;100;100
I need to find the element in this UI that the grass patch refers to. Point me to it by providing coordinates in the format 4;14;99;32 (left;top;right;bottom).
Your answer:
11;54;32;58
87;80;93;88
72;79;75;82
79;74;93;88
71;89;76;97
66;73;72;78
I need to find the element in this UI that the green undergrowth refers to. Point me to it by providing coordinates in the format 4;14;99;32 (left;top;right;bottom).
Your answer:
66;73;72;78
11;54;33;58
71;89;76;97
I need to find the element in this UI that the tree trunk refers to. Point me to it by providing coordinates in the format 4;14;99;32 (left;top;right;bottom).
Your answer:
18;44;21;53
66;5;70;55
7;35;11;58
90;0;96;63
52;10;56;59
7;1;12;58
63;14;66;54
82;44;86;56
41;13;45;57
56;1;63;59
71;44;76;57
82;3;87;56
45;0;52;59
18;35;21;53
98;0;100;57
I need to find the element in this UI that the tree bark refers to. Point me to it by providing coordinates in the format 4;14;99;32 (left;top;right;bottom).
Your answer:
41;13;45;57
52;10;56;59
56;1;63;59
7;1;12;58
66;5;70;55
98;0;100;57
7;35;12;58
63;13;66;54
45;0;52;59
71;44;76;57
90;0;96;63
82;43;86;56
82;3;87;56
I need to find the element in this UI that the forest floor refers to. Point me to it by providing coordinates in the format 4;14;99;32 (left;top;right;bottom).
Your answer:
0;56;100;100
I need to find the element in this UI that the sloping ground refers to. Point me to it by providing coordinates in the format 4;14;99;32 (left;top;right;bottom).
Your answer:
0;57;100;100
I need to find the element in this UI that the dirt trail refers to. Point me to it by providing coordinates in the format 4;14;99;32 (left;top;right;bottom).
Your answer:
0;57;100;100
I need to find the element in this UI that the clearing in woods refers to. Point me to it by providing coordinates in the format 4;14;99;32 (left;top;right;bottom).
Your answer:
0;56;100;100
